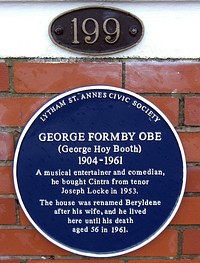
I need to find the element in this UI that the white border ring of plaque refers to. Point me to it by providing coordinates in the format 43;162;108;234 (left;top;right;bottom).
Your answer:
13;86;186;257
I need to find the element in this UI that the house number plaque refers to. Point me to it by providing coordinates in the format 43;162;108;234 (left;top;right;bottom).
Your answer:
13;86;186;257
49;7;144;55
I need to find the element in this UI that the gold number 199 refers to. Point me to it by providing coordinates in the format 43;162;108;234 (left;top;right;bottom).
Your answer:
71;17;120;45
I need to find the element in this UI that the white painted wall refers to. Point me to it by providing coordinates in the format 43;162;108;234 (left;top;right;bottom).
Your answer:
0;1;200;58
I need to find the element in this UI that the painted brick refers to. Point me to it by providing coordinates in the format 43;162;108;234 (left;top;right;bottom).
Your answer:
171;197;200;224
179;132;200;162
0;166;15;194
0;132;14;160
0;63;9;91
126;230;178;256
0;229;70;255
186;166;200;192
183;229;200;255
14;62;122;93
185;97;200;126
0;97;48;126
0;198;16;224
126;62;200;93
144;96;179;126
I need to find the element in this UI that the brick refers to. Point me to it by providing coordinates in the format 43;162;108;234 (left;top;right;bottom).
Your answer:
27;260;123;263
0;132;14;160
179;132;200;162
0;229;70;255
0;198;16;224
144;96;179;126
186;166;200;192
171;197;200;224
0;261;20;263
129;261;200;263
0;97;48;126
19;207;31;226
0;63;9;91
0;166;15;194
185;97;200;125
126;230;178;256
183;229;200;254
126;62;200;93
14;63;122;93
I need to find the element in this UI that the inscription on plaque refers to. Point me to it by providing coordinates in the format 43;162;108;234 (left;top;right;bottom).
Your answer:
49;7;144;55
13;86;186;257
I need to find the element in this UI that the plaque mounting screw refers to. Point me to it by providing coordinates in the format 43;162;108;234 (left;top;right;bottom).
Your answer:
55;27;64;35
129;27;138;35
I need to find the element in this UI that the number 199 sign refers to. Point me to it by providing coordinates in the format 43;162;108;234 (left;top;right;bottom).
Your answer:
13;86;186;257
49;6;144;55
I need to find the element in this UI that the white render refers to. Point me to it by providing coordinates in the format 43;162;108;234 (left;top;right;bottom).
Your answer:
0;1;200;58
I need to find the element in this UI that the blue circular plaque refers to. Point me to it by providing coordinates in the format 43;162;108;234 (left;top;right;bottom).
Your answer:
13;86;186;257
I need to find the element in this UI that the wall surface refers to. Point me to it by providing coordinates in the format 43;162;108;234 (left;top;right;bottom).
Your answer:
0;0;200;263
0;1;200;58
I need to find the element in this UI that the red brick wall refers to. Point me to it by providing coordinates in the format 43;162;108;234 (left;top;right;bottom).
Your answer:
0;61;200;262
